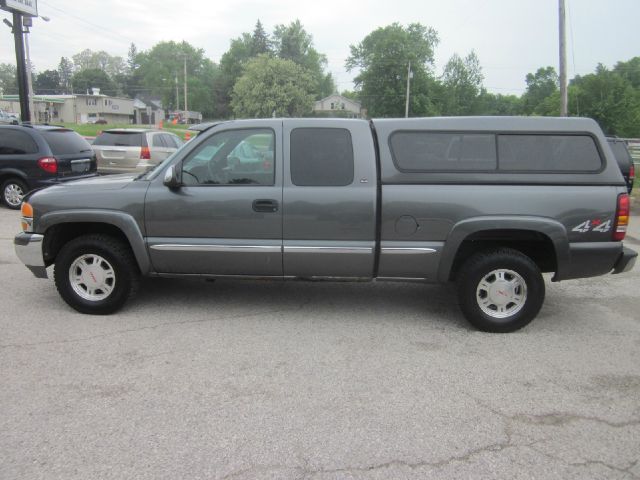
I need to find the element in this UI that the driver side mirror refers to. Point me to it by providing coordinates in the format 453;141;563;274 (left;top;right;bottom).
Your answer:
163;163;182;188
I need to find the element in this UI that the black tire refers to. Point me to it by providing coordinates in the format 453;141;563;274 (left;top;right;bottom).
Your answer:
1;177;28;209
54;234;140;314
457;248;545;333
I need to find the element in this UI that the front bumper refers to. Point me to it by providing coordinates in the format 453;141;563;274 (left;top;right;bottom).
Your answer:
612;247;638;274
14;232;47;278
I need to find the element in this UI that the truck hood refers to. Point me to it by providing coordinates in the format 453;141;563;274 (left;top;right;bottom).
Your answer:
28;173;149;214
57;173;138;189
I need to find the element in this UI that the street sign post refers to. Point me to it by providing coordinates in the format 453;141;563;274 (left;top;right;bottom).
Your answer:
1;0;36;122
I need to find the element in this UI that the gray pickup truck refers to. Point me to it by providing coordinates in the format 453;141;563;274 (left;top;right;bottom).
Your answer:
14;117;637;332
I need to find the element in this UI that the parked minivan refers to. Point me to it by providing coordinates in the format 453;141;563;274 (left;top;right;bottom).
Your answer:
0;125;97;209
92;129;183;174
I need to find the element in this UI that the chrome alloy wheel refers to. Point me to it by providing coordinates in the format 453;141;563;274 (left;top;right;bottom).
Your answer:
476;269;527;319
69;254;116;301
4;183;25;208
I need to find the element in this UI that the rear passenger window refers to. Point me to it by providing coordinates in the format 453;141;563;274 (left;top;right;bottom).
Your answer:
290;128;354;186
390;132;497;171
498;135;602;172
152;135;165;147
0;129;38;155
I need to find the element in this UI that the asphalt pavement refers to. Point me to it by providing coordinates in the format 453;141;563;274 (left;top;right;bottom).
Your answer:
1;206;639;480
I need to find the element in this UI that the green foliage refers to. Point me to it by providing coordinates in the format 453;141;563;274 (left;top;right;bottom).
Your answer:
230;54;314;118
134;41;219;117
613;57;640;89
216;19;335;118
569;64;640;136
34;70;62;95
0;63;17;95
57;57;73;94
346;22;439;117
251;20;270;57
476;92;523;116
440;51;484;115
215;30;260;118
522;66;558;114
72;49;126;79
72;68;117;96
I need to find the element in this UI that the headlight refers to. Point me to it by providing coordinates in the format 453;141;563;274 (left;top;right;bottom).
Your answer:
21;202;33;232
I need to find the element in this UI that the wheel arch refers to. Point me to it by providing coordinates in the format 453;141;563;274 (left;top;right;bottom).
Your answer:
438;216;570;282
39;210;151;274
0;169;30;188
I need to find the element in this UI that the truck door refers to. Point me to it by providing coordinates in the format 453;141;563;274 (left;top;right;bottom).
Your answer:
144;121;283;276
282;119;377;278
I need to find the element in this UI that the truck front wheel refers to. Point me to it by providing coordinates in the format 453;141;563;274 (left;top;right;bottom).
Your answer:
54;234;139;314
457;248;545;333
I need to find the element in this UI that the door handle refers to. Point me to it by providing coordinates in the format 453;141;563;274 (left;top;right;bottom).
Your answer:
252;199;279;213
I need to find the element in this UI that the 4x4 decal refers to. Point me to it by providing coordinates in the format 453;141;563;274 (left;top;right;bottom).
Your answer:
572;219;611;233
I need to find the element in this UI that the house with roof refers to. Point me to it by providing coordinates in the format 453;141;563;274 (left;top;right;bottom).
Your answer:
133;95;165;125
1;89;134;124
313;94;363;118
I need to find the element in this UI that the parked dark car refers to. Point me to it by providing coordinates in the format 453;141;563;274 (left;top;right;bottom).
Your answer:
0;125;97;209
607;137;635;194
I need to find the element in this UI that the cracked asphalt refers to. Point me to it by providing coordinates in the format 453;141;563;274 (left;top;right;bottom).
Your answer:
1;206;639;480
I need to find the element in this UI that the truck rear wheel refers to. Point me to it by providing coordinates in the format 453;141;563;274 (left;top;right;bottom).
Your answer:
54;234;139;314
457;248;545;333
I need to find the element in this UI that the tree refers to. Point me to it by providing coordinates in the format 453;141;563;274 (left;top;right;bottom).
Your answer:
71;68;117;96
34;70;61;94
476;92;523;115
214;31;261;118
127;43;140;73
57;57;74;94
522;66;558;114
346;23;440;117
569;64;640;137
613;57;640;89
251;20;270;56
440;51;484;115
231;54;314;118
71;49;125;79
272;19;335;99
0;63;17;95
134;41;218;117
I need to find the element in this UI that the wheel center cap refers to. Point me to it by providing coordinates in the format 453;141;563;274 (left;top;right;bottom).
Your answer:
82;267;104;286
489;281;513;306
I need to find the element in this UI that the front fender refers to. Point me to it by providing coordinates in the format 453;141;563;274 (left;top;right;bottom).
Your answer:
38;209;151;274
437;216;570;282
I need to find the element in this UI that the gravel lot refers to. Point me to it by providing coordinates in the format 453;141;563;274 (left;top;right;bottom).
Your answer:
1;205;639;480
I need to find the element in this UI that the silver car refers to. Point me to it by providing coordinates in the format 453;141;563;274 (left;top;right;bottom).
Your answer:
92;129;183;174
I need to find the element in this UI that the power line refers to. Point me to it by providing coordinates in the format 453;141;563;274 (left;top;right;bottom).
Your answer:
39;1;134;48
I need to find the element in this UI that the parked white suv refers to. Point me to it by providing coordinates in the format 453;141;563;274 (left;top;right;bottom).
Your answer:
92;129;183;174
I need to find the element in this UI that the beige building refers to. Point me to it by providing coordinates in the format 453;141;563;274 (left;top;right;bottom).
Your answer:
314;94;363;118
1;91;134;124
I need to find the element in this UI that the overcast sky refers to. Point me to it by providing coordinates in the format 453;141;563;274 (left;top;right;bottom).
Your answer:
1;0;638;95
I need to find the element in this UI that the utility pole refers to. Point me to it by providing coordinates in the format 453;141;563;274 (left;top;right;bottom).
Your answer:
22;16;34;123
405;61;412;118
175;73;179;111
559;0;568;116
183;56;188;118
12;11;30;122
